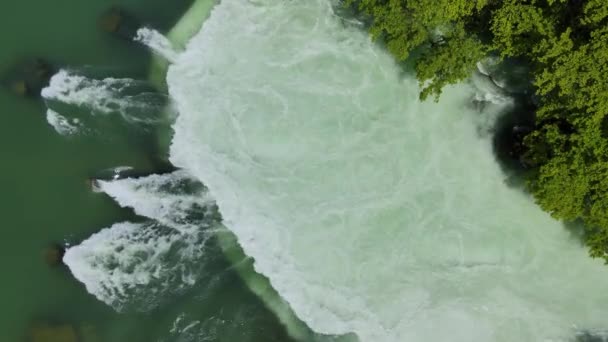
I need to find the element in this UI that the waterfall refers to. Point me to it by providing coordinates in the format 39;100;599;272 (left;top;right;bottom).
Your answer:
54;0;608;340
165;0;608;341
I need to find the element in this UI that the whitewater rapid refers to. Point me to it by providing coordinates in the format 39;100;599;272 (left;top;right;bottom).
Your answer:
165;0;608;341
63;171;220;312
41;70;171;135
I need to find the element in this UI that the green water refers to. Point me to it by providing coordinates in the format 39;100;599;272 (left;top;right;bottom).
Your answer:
0;1;292;341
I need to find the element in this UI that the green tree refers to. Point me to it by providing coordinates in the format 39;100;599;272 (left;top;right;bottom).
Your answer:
524;19;608;259
481;0;608;261
415;23;487;100
490;0;557;58
345;0;489;99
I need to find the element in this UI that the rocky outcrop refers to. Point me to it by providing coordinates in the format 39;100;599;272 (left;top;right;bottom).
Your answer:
2;58;54;97
29;323;77;342
476;56;533;96
28;322;99;342
43;243;66;267
99;7;140;40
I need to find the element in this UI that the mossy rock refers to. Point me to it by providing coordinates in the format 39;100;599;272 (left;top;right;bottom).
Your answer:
29;323;78;342
2;58;54;97
99;8;122;33
98;7;140;39
43;243;65;267
78;324;99;342
11;80;28;96
28;59;53;81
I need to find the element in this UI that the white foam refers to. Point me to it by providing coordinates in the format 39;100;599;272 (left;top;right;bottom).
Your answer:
476;57;501;77
64;171;218;312
471;71;512;105
109;166;135;180
45;109;81;135
98;170;217;232
167;0;608;341
135;27;180;63
41;70;168;125
64;222;185;311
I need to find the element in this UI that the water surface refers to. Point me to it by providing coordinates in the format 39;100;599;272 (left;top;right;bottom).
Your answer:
168;1;608;341
0;1;291;341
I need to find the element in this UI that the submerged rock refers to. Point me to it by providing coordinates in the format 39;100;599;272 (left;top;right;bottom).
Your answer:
476;56;533;96
577;331;608;342
11;80;28;96
492;104;537;172
78;323;99;342
27;320;100;342
43;243;66;267
87;178;102;193
508;124;534;159
99;7;140;40
90;162;178;184
2;58;54;97
29;322;77;342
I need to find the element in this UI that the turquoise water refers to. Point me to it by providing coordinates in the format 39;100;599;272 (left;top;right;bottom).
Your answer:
0;1;292;341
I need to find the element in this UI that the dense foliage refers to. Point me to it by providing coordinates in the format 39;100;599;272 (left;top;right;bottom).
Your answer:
344;0;490;100
345;0;608;261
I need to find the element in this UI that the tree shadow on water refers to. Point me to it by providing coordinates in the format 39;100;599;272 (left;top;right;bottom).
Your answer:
576;331;608;342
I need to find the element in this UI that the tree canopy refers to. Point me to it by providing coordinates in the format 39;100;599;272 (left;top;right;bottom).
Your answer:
344;0;489;100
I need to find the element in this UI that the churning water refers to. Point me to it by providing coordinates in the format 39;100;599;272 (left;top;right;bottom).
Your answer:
57;0;608;341
41;69;172;136
166;0;608;341
63;171;220;312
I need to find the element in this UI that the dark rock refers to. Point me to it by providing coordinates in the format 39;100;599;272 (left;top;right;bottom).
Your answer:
91;161;178;183
87;178;101;193
22;59;53;95
492;106;537;171
150;157;178;175
99;7;140;40
29;322;78;342
99;8;122;33
576;331;608;342
2;58;54;97
43;243;65;267
489;57;534;96
11;80;28;96
507;124;535;167
78;323;99;342
470;98;487;113
29;59;53;81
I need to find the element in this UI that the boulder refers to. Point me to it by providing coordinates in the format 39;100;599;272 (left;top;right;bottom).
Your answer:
43;243;65;267
78;323;99;342
2;58;54;97
99;8;122;33
88;178;102;193
99;7;140;40
29;323;77;342
11;80;28;96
